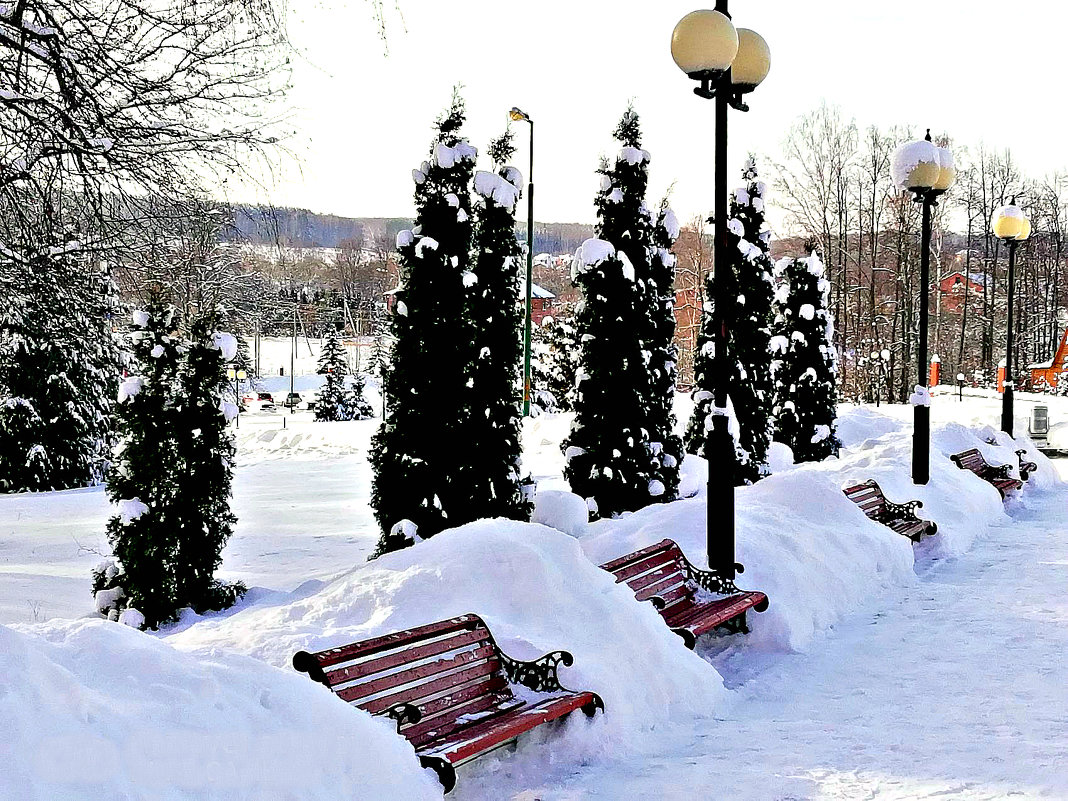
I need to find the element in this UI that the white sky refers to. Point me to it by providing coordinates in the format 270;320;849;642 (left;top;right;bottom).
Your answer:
233;0;1064;232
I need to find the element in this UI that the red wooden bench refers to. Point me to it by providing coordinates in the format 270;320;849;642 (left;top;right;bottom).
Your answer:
292;613;602;793
600;539;768;649
950;448;1023;499
1016;449;1038;481
843;479;937;542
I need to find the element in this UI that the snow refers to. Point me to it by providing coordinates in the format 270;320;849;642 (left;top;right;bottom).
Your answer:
3;391;1067;798
118;607;145;628
910;384;932;407
395;229;414;249
118;498;149;523
212;332;238;362
414;237;439;258
395;301;408;316
132;310;150;327
799;302;816;320
473;170;519;210
606;188;623;204
617;146;648;166
618;251;635;281
662;209;680;240
434;140;477;168
0;620;439;800
571;239;615;278
117;376;143;403
891;138;940;191
531;490;588;538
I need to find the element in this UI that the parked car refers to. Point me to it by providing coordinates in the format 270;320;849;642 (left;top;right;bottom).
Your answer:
280;391;318;412
240;391;276;412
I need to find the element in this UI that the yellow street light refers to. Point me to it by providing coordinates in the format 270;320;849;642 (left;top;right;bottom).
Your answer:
731;28;771;93
670;9;738;76
509;107;529;123
992;203;1025;241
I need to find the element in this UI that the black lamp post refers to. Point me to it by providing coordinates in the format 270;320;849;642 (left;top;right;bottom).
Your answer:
509;107;535;417
992;200;1031;436
671;5;769;577
957;372;965;402
891;130;955;485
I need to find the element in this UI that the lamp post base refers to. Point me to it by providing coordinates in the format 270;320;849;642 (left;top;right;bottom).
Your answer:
1002;386;1014;438
706;419;736;579
912;404;930;485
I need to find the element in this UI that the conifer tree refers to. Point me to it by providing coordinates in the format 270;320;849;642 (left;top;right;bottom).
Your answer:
0;248;120;492
173;310;244;613
644;202;684;499
315;330;354;421
461;130;529;520
531;315;579;413
370;93;478;552
770;251;841;462
564;109;663;518
349;372;375;420
100;297;185;628
687;158;776;484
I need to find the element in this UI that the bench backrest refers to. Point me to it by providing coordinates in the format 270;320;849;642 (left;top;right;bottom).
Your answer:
600;539;696;611
292;614;514;747
952;448;989;474
843;480;887;519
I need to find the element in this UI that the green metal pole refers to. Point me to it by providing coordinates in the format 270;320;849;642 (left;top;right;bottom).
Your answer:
522;119;535;417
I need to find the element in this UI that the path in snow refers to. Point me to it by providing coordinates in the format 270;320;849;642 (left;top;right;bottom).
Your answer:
477;480;1068;801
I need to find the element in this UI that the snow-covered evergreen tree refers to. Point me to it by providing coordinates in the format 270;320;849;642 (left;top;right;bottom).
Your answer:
0;247;120;492
315;330;354;421
687;158;776;484
770;251;841;462
644;201;684;499
101;298;185;628
531;315;579;413
462;129;529;521
173;310;244;614
349;372;375;420
370;93;478;553
564;109;665;518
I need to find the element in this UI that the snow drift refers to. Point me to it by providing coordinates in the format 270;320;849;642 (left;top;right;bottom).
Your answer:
0;619;440;800
168;521;729;758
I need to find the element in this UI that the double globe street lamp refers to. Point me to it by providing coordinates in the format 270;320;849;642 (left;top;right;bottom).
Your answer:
992;200;1031;437
671;5;770;576
891;131;955;485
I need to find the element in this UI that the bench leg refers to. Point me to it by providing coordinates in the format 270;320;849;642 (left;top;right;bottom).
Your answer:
671;627;698;650
581;694;605;717
718;612;749;635
419;756;457;794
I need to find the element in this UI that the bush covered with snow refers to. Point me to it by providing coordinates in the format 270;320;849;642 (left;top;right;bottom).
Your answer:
531;490;588;537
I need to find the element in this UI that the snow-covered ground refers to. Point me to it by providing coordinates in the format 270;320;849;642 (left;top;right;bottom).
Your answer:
2;388;1066;799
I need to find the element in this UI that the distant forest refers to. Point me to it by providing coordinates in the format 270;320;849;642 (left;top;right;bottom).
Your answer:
228;205;593;256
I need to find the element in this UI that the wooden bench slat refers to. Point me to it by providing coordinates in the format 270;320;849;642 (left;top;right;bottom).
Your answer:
405;691;520;747
323;628;490;688
403;674;510;736
421;692;598;766
334;643;497;703
601;539;767;648
309;613;484;669
604;547;677;584
599;539;674;574
353;657;502;713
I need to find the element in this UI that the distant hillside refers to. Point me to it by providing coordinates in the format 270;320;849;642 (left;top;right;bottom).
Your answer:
229;204;593;256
